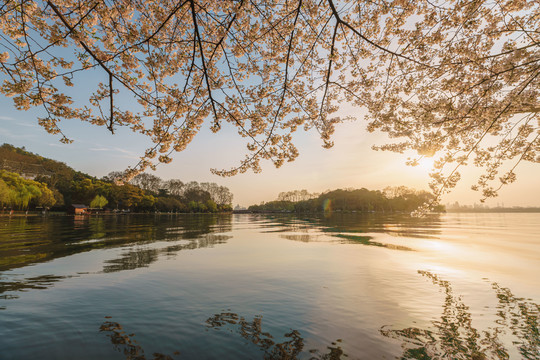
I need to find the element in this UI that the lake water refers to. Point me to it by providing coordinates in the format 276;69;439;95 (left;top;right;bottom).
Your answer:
0;213;538;359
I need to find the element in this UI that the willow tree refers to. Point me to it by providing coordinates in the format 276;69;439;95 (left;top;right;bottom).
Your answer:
0;170;48;209
90;194;108;208
1;0;538;207
0;179;12;208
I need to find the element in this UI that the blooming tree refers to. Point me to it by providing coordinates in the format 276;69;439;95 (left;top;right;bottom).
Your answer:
0;0;538;205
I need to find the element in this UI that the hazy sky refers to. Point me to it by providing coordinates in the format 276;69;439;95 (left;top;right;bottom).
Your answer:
1;94;539;207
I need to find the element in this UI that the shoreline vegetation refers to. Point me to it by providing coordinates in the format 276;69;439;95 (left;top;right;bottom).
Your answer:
1;143;446;216
246;187;446;214
0;144;233;214
2;207;540;217
3;143;539;216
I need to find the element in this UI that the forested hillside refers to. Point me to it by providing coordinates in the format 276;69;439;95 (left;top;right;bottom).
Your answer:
0;144;233;212
0;143;76;177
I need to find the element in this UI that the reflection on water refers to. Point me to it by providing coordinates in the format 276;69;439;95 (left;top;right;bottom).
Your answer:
332;233;413;251
1;213;539;359
279;234;324;243
0;213;437;272
492;282;540;359
0;274;73;301
0;215;232;305
0;213;433;303
257;213;443;239
100;313;345;360
100;318;179;360
98;274;539;360
205;312;345;360
381;271;540;360
0;214;232;270
279;233;413;251
261;213;441;251
102;234;232;273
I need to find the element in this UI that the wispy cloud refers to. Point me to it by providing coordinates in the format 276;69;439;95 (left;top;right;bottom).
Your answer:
90;146;112;151
0;116;38;128
0;127;37;139
18;122;38;128
89;145;138;159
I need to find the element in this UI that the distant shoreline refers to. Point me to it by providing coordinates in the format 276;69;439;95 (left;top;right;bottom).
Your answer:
0;211;234;217
2;209;540;217
446;208;540;213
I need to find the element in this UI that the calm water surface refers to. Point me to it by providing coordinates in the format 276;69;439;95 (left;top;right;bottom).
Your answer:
0;213;538;359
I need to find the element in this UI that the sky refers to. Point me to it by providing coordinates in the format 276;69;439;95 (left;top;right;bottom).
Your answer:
1;2;538;209
1;93;539;208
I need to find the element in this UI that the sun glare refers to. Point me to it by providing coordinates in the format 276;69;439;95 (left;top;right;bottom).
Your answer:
414;157;435;172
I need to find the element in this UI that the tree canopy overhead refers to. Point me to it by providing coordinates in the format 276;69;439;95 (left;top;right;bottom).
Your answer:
1;0;538;206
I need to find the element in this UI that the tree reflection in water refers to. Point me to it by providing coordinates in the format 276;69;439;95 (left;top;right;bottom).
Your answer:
381;271;540;360
205;312;345;359
257;213;443;240
0;274;73;302
100;319;179;360
102;234;232;272
0;215;233;306
0;214;233;271
99;313;345;360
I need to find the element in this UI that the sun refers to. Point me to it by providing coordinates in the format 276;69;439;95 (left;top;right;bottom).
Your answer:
411;156;435;173
419;157;435;170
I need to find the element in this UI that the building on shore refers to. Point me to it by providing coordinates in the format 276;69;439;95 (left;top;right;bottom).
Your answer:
68;204;88;215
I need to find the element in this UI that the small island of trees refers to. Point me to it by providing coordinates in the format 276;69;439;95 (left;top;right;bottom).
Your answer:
248;187;445;213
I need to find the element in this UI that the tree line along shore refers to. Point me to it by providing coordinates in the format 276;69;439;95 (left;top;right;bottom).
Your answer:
1;143;445;216
0;144;233;214
246;187;444;214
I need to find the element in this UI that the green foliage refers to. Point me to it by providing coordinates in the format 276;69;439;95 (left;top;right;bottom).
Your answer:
34;183;56;208
183;188;211;204
219;204;233;212
139;195;156;210
0;144;233;213
90;195;108;209
51;189;64;207
188;201;198;212
0;143;78;186
0;170;56;209
0;179;11;206
206;200;218;213
156;197;180;212
248;187;442;213
248;200;295;213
